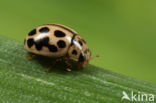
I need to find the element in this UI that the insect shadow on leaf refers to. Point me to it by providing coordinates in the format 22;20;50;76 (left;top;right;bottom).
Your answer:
26;53;83;74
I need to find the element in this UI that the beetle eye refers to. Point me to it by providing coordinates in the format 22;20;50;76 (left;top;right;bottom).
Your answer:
78;53;86;62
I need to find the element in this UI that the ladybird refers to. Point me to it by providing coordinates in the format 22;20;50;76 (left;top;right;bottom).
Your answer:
24;24;92;71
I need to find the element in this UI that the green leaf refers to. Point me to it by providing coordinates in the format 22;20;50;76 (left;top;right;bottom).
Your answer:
0;36;155;103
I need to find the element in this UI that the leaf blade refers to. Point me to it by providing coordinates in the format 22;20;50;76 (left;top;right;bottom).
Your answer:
0;36;155;103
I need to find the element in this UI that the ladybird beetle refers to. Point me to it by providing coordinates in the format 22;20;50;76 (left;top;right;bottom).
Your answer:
24;24;92;71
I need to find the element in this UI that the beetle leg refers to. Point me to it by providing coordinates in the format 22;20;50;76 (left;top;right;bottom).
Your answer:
64;58;72;71
46;57;63;71
77;62;81;68
27;55;35;60
46;61;56;71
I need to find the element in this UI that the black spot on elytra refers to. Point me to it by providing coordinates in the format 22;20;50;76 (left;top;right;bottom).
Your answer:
27;38;34;48
54;30;66;37
33;36;58;52
48;45;58;52
57;40;66;48
39;27;49;33
35;43;42;50
28;29;36;36
79;41;83;46
72;50;77;55
34;37;49;50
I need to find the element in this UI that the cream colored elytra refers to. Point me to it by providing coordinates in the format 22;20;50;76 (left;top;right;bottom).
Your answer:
24;24;91;66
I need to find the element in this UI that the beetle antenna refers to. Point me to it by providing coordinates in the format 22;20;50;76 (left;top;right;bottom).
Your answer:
90;55;99;60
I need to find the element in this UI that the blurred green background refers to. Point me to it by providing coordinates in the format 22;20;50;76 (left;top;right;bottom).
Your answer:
0;0;155;83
